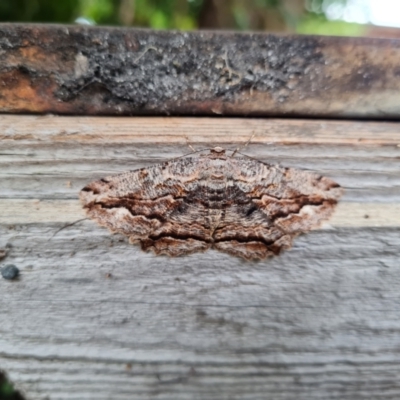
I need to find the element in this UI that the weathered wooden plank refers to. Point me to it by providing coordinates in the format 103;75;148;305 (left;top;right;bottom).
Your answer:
2;24;400;118
1;224;400;400
1;115;400;144
1;115;399;203
1;115;400;400
1;199;399;227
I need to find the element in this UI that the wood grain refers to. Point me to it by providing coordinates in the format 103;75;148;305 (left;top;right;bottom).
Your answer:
1;115;400;400
1;199;399;227
3;24;400;118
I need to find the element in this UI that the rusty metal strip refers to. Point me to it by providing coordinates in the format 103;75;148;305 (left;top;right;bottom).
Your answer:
1;23;400;117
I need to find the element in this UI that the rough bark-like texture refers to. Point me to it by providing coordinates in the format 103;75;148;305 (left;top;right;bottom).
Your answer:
0;115;400;400
2;24;400;117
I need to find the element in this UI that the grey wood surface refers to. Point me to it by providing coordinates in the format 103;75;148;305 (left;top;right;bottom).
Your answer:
0;115;400;400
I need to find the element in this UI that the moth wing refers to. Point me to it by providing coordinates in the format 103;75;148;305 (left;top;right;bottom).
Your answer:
212;158;343;260
80;158;211;256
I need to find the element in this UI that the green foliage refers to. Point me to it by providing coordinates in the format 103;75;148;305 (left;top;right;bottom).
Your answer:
1;381;14;395
79;0;115;24
133;0;201;29
0;0;364;36
297;15;365;36
0;0;79;23
0;372;24;400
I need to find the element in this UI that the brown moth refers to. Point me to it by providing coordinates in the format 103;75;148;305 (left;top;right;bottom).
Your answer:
80;147;343;260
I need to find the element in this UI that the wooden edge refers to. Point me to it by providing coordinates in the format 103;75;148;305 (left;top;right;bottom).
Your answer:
0;200;398;227
1;115;400;145
2;24;400;118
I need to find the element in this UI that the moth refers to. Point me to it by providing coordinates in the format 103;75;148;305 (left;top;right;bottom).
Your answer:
80;147;342;260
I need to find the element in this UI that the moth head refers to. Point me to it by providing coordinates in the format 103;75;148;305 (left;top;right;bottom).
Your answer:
210;147;225;154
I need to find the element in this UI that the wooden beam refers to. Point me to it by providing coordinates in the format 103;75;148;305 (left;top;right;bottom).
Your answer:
2;24;400;118
1;115;400;145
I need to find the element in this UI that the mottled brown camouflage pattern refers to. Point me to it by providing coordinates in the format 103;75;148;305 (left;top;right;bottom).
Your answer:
80;148;342;260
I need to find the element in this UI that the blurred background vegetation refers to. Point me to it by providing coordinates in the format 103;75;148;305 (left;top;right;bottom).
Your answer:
0;371;24;400
0;0;382;37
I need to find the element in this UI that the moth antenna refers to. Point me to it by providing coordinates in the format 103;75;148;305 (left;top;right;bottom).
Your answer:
184;136;196;153
231;131;256;157
48;218;89;241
